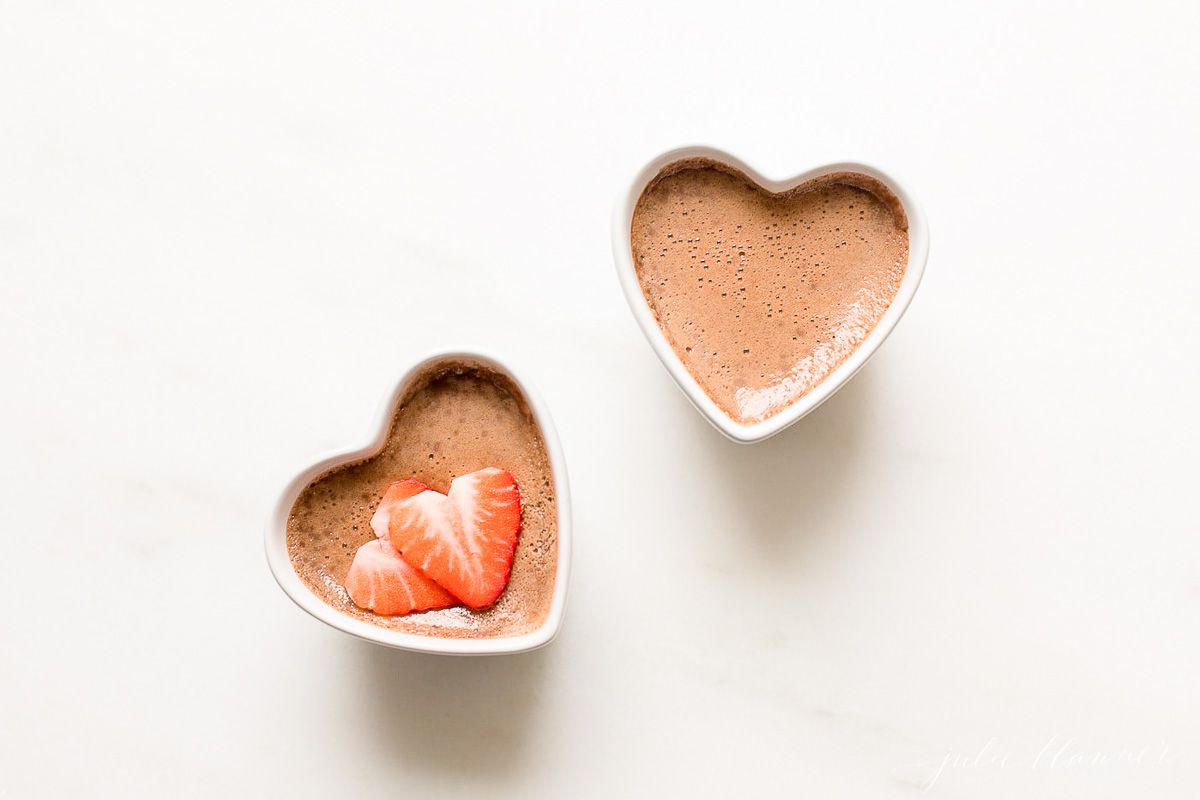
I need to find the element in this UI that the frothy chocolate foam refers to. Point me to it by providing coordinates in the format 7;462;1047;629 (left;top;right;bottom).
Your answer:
631;159;908;423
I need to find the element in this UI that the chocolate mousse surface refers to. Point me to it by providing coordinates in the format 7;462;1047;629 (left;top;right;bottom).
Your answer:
631;158;909;424
286;360;557;639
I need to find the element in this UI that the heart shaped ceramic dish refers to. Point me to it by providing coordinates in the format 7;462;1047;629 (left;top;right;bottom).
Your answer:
265;349;571;655
609;144;926;443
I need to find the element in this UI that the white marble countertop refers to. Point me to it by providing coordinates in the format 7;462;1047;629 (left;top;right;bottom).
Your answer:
1;2;1197;797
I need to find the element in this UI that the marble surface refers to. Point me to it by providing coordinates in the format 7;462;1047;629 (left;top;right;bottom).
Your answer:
1;2;1197;797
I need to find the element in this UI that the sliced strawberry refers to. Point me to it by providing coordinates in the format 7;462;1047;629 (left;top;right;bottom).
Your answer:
344;539;458;616
370;478;430;541
388;467;522;609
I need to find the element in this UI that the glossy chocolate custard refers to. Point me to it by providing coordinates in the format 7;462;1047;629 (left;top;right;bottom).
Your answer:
286;360;557;638
631;159;909;423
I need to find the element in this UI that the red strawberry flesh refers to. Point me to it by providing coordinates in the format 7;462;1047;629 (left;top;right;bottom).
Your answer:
344;539;458;616
370;478;430;541
387;467;522;609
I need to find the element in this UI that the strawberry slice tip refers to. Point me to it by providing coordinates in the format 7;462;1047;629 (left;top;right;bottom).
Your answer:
370;478;431;541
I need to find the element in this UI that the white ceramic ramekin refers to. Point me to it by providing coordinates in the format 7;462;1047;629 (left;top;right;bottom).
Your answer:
612;145;929;444
264;348;571;656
